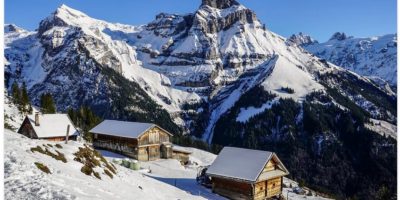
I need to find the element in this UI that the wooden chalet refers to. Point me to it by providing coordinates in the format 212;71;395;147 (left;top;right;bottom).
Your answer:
18;112;79;141
172;146;193;164
206;147;289;200
90;120;178;161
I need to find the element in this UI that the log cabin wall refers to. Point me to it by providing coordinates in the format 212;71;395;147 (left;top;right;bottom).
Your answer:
93;126;172;161
45;136;77;142
160;144;173;159
266;177;282;198
138;145;161;161
211;177;253;200
254;181;266;200
138;127;170;146
93;134;139;159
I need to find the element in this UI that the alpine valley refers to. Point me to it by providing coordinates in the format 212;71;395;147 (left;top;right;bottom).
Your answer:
4;0;397;199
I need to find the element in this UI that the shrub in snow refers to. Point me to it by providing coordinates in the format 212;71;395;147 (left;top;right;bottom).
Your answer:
34;162;51;174
55;144;63;149
47;144;53;147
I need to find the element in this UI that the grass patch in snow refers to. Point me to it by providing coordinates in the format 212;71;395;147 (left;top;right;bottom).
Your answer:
34;162;51;174
104;169;113;179
4;122;16;131
55;144;63;149
105;162;117;174
31;145;46;154
31;145;67;163
93;171;101;180
51;150;67;163
74;146;101;167
74;145;116;179
81;163;94;176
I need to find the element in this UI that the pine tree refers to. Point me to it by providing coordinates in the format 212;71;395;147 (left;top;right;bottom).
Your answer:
67;106;102;142
11;81;20;104
20;82;31;113
40;93;56;114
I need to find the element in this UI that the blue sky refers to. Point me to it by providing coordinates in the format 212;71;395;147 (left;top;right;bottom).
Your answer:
5;0;397;41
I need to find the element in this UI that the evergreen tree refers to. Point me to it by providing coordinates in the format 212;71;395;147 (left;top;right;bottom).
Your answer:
40;93;56;114
68;106;102;142
11;81;20;104
20;82;32;114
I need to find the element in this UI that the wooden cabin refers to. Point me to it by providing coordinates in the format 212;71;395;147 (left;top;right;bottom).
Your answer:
206;147;289;200
90;120;175;161
172;146;193;165
18;112;79;141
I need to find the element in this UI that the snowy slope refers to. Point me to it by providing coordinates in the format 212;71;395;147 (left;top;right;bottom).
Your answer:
365;118;397;139
4;94;25;130
101;147;331;200
4;130;207;200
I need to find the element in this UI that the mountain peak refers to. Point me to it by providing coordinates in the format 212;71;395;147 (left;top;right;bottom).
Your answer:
38;4;92;34
287;32;318;47
201;0;240;9
329;32;348;41
4;24;26;33
54;4;88;19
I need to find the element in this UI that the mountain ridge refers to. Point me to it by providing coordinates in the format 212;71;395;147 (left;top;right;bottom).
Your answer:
289;32;397;87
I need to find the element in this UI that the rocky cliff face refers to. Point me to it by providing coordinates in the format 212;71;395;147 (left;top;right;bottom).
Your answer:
201;0;240;9
287;32;318;46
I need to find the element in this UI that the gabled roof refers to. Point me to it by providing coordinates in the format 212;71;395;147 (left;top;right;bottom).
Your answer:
21;114;79;138
89;120;173;139
206;147;289;183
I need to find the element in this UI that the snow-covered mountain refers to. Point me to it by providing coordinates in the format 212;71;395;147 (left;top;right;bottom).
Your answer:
4;1;397;198
289;32;397;88
287;32;318;46
5;1;396;137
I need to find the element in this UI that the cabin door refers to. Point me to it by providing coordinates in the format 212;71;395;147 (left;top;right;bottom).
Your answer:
145;147;149;161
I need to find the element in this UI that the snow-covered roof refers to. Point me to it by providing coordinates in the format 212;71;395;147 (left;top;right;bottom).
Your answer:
206;147;288;182
25;114;79;138
89;120;172;139
172;146;192;154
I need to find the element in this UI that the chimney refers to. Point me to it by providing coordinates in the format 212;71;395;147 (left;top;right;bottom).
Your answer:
35;112;40;126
